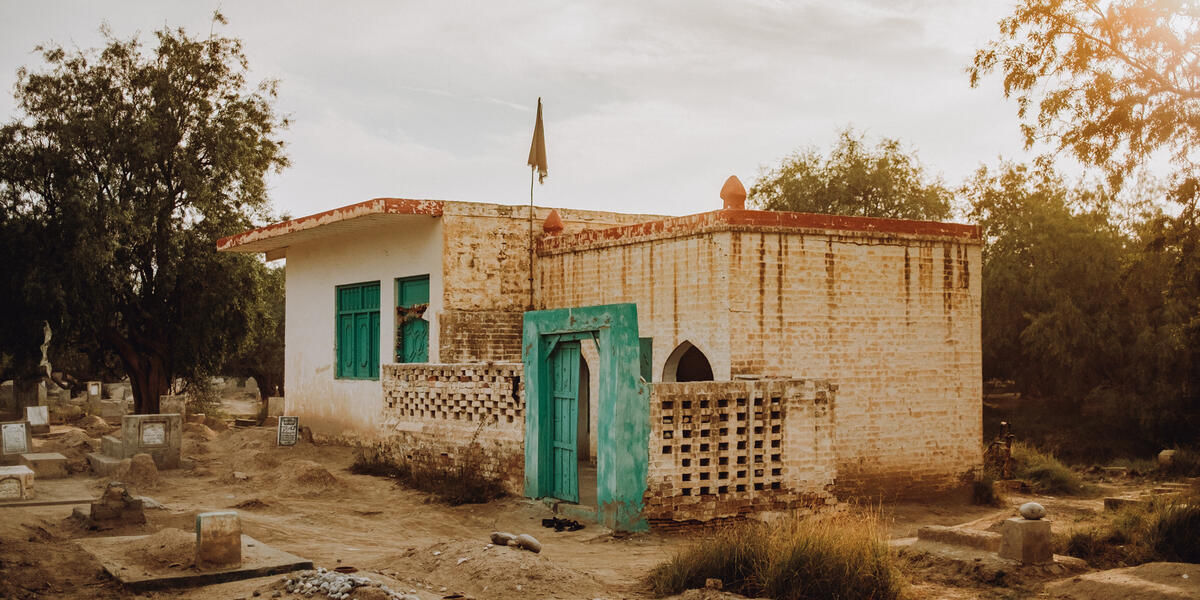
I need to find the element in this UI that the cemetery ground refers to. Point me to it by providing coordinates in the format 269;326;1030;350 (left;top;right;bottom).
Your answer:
1;392;1198;599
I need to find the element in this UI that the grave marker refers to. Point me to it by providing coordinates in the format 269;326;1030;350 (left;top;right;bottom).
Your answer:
277;416;299;446
0;465;35;500
196;511;243;569
118;414;181;469
1;421;33;464
25;405;49;435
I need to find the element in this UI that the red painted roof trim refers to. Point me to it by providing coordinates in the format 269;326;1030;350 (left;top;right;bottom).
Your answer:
217;198;444;252
539;209;979;253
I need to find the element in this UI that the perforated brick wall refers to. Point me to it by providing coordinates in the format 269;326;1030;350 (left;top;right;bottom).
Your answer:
644;379;837;524
381;363;526;493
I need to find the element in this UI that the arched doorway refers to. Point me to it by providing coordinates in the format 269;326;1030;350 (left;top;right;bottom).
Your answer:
662;341;714;382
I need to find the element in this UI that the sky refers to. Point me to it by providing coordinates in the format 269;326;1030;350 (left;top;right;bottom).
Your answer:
0;1;1039;220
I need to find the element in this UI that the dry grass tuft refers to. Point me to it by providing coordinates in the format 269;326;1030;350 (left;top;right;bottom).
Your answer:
649;509;902;600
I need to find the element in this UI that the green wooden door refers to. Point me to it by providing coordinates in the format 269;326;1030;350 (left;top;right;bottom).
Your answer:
550;341;580;503
396;276;430;363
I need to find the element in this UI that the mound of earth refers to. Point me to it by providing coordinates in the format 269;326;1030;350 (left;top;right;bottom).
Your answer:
114;453;159;490
396;539;609;599
76;415;111;436
1044;562;1200;599
128;528;195;570
183;422;218;441
259;459;340;495
42;428;99;473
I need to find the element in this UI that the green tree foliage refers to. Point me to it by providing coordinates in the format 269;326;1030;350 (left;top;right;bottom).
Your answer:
0;18;288;413
222;264;285;407
749;128;953;221
973;0;1200;449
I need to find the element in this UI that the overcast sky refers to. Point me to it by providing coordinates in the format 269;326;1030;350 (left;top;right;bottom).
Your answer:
2;1;1041;219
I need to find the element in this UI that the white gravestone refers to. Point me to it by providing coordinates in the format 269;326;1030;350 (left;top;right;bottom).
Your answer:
140;422;166;446
3;423;29;455
25;406;49;434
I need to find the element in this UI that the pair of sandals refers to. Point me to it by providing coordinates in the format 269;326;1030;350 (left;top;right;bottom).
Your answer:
541;517;585;531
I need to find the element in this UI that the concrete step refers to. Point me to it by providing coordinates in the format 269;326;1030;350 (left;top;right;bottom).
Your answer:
101;435;124;458
18;452;68;479
87;452;124;477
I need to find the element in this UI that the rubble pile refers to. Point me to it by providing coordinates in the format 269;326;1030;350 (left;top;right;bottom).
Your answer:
282;568;418;600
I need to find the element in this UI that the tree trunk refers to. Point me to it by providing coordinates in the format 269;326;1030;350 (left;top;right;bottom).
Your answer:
12;378;40;414
102;328;169;414
247;368;282;422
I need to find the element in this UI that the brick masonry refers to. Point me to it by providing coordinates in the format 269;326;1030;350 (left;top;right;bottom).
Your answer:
381;363;526;494
437;309;524;362
538;220;982;497
645;380;836;524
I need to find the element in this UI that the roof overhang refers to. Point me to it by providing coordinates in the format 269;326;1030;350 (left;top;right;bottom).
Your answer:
217;198;444;256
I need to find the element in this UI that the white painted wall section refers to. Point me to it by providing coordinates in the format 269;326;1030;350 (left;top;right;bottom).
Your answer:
284;215;443;435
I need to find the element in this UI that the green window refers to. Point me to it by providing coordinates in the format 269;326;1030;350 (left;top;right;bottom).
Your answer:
396;275;430;363
335;281;380;379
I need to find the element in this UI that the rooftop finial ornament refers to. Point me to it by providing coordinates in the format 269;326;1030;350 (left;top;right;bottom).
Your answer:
720;175;747;210
542;209;564;235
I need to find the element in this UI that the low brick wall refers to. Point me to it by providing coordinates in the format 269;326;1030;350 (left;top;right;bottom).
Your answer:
381;363;525;494
645;379;837;525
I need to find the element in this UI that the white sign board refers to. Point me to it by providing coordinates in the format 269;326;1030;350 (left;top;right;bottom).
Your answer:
2;423;28;455
140;422;166;446
25;406;48;427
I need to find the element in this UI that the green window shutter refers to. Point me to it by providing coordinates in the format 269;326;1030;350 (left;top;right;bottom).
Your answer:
335;281;381;380
396;275;430;364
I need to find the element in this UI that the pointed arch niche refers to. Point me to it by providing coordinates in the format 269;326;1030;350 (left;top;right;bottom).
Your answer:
662;341;715;382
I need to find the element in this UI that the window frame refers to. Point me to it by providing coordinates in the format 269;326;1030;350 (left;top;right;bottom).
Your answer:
334;280;381;380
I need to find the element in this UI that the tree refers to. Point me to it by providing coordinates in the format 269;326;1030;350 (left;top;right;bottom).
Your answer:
749;127;954;221
221;264;285;409
970;0;1200;188
0;17;288;413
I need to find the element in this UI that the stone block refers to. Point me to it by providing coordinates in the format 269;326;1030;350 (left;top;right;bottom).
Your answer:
120;414;182;469
266;396;286;417
86;481;145;524
159;395;186;417
0;420;33;465
196;511;242;569
99;400;126;420
87;452;125;477
19;452;67;479
101;434;124;458
998;517;1052;565
917;525;1002;552
25;406;49;435
0;465;35;500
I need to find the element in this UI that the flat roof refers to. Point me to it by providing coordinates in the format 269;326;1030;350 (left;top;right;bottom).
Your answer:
217;198;444;254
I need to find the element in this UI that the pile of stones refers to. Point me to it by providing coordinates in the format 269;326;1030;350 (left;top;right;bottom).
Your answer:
282;568;418;599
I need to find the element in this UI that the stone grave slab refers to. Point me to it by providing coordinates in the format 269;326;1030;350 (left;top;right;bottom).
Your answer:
277;416;299;446
76;534;312;591
25;405;49;435
999;517;1053;565
19;452;67;479
0;464;35;500
1;420;33;465
120;414;182;469
196;511;242;568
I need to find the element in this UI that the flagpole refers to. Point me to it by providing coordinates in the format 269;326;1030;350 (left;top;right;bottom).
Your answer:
528;164;535;311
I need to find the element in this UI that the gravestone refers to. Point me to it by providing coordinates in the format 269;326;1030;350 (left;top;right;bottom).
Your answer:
277;416;299;447
999;517;1053;565
1;421;33;465
266;396;286;417
19;452;67;479
118;414;182;469
0;465;35;500
25;405;49;435
196;511;242;569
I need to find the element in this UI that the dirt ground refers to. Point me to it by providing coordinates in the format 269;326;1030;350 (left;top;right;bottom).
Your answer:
0;398;1187;600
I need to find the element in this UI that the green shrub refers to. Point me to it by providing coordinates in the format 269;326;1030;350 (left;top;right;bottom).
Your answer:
1011;443;1091;495
649;511;901;600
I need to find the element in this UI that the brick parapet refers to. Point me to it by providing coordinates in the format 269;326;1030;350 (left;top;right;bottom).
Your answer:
437;310;524;362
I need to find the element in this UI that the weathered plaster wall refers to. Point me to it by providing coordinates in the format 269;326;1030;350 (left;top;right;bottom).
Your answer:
536;233;733;383
439;202;662;362
725;232;982;496
645;379;837;526
284;216;443;434
537;219;982;497
381;363;525;494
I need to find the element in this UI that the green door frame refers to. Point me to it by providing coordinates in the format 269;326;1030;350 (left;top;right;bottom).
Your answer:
523;303;650;532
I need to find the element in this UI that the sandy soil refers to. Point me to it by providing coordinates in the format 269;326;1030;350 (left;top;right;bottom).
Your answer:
0;398;1182;600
